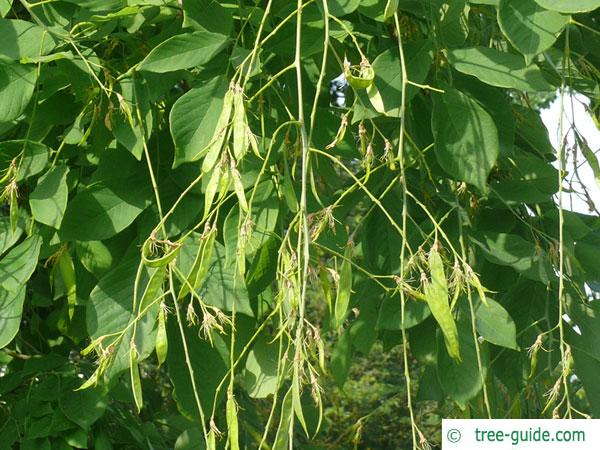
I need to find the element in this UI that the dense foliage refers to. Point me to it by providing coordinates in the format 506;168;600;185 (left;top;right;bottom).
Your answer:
1;0;600;448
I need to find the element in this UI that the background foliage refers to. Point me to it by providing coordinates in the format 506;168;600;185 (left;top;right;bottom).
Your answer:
1;0;600;448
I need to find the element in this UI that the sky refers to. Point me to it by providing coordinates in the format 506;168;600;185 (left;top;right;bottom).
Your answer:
540;92;600;215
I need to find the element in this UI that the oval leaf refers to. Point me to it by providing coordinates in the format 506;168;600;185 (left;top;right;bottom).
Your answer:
448;47;553;91
432;87;499;192
138;31;229;73
498;0;569;64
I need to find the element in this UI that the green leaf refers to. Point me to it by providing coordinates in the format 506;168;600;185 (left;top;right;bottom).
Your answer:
60;159;152;241
0;140;50;181
0;216;22;256
409;318;438;366
437;314;488;407
330;330;352;388
0;236;42;348
566;293;600;362
491;153;558;203
112;76;153;160
166;318;228;421
475;297;518;349
432;87;499;192
0;1;12;18
86;250;139;339
498;0;569;64
470;231;552;283
243;333;279;398
328;0;361;16
223;180;279;264
138;31;229;73
453;74;515;156
534;0;600;13
170;76;228;167
363;204;402;274
246;235;278;298
377;295;431;330
179;240;254;316
0;235;42;293
86;249;158;377
29;165;69;229
384;0;399;19
60;0;126;11
514;105;555;157
75;240;114;278
433;0;469;47
61;183;150;241
0;61;37;123
369;40;433;116
448;47;553;91
59;386;107;430
349;284;379;354
175;428;205;450
571;348;600;418
576;230;600;282
0;19;58;61
182;0;233;36
0;287;26;349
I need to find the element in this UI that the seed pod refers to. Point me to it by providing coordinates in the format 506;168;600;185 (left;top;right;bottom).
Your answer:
180;225;217;299
345;59;375;89
207;429;216;450
326;114;349;149
334;242;353;329
282;163;298;212
317;336;326;373
58;249;77;320
248;128;262;159
203;165;222;219
272;388;294;450
202;137;223;174
141;238;181;268
383;139;396;170
232;85;248;161
424;246;461;361
319;267;333;319
364;143;374;182
230;159;248;212
226;390;240;450
155;306;168;366
76;368;100;391
139;265;166;313
468;271;489;306
130;347;143;413
292;363;309;435
217;162;232;200
237;217;253;277
358;122;368;157
9;187;18;232
199;86;234;165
